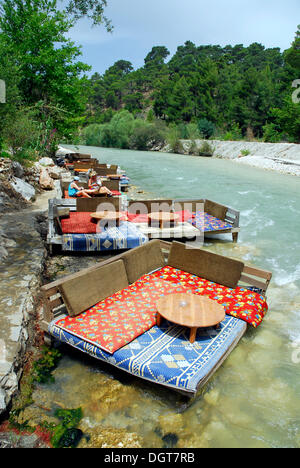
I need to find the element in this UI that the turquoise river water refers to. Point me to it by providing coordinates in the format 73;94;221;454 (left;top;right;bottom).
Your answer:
43;146;300;447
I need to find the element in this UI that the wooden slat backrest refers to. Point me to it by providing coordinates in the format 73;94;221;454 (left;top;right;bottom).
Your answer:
76;197;121;212
59;260;128;316
127;200;173;214
94;167;113;176
172;199;205;213
168;241;244;289
204;199;228;221
102;180;120;191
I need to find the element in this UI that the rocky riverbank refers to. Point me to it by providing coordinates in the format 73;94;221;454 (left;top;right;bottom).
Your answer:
0;156;66;415
160;139;300;177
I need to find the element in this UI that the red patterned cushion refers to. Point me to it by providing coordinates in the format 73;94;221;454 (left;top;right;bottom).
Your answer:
126;210;193;223
149;266;268;328
56;277;189;353
61;212;98;234
61;212;129;234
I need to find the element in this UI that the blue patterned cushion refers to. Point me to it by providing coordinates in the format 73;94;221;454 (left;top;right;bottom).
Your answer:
49;315;246;394
62;221;148;252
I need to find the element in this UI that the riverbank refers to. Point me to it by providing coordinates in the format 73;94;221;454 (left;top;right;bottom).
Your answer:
161;140;300;177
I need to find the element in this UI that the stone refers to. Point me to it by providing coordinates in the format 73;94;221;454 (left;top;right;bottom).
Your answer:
39;168;54;190
0;388;6;413
10;177;36;202
12;161;24;179
38;157;55;167
48;166;63;180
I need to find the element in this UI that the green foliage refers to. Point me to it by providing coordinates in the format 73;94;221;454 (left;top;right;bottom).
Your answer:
0;0;92;158
198;119;215;139
262;123;284;143
240;149;251;156
269;97;300;142
32;346;62;384
284;25;300;71
86;34;300;142
50;408;83;448
197;141;215;157
166;126;184;154
2;108;40;162
129;120;166;151
222;124;243;141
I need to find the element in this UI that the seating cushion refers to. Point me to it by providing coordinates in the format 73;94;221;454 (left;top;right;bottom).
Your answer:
61;222;148;252
56;277;188;353
189;212;233;232
61;212;127;234
150;266;268;327
59;259;129;317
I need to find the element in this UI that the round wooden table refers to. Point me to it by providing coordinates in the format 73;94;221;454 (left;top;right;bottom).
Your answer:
148;212;180;229
91;211;123;225
156;293;225;343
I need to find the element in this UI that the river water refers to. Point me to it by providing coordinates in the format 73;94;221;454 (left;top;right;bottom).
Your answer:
40;146;300;447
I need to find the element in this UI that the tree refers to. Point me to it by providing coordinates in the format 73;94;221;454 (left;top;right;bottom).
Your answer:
285;25;300;71
0;0;91;140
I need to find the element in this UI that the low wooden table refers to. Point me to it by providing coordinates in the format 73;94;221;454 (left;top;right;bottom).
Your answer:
156;293;225;343
148;212;180;229
91;211;123;225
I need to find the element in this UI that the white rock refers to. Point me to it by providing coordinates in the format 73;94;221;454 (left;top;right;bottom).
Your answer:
48;166;63;180
38;157;55;167
10;177;36;201
0;388;6;413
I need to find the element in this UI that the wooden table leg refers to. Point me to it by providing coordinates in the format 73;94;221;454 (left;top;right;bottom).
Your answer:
157;312;162;326
190;327;197;344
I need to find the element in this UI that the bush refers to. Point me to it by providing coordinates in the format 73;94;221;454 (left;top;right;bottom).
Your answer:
129;121;166;151
240;149;251;156
82;110;135;149
262;123;283;143
197;119;215;139
166;126;184;153
197;141;215;157
2;109;40;162
222;123;243;141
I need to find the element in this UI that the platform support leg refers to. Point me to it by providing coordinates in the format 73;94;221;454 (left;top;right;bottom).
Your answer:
232;232;238;243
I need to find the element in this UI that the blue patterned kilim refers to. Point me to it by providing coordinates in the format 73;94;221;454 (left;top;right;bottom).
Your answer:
189;212;233;232
49;315;246;394
61;221;148;252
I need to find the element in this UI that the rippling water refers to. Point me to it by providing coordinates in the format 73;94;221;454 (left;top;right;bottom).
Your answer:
40;146;300;447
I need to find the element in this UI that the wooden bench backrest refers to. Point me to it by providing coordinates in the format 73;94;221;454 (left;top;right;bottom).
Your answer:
76;197;121;212
127;200;173;214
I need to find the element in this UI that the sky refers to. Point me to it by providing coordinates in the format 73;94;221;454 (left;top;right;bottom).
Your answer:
68;0;300;76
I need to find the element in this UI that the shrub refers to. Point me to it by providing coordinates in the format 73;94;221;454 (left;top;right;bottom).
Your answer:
222;123;243;141
166;126;184;153
2;109;40;162
197;141;215;157
262;123;284;143
129;121;166;151
197;119;215;139
240;149;251;156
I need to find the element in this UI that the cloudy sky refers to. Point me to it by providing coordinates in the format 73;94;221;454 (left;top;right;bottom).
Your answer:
68;0;300;75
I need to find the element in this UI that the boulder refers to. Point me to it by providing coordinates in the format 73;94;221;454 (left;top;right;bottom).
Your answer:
48;166;63;180
39;168;54;190
38;157;55;167
12;161;24;179
10;177;36;201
